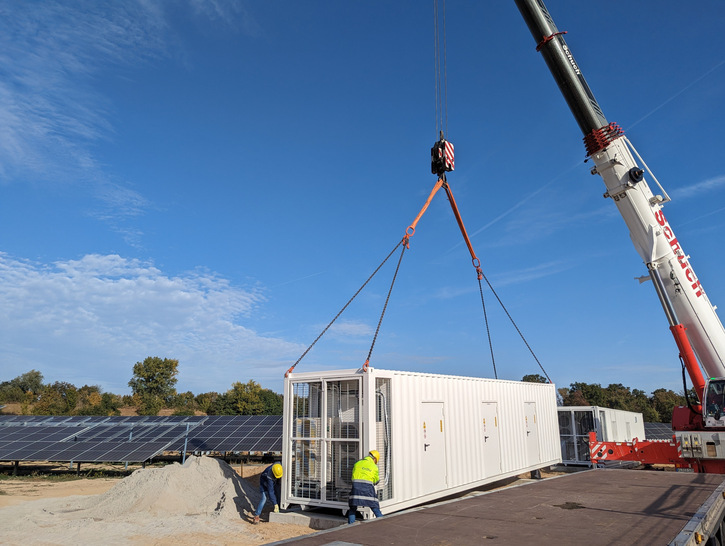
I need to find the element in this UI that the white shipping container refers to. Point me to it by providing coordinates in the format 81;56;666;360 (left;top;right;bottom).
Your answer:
282;367;561;517
558;406;646;466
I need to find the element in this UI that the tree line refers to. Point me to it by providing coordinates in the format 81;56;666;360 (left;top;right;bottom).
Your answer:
0;363;691;422
0;356;283;417
523;374;693;423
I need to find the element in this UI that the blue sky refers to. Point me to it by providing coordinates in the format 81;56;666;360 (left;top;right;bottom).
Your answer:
1;0;724;398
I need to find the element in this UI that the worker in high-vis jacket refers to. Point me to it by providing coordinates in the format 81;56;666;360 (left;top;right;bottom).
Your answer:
253;463;283;524
347;450;383;524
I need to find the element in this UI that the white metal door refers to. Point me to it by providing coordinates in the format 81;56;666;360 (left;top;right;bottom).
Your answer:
524;402;541;464
421;402;447;494
481;402;501;476
610;415;619;439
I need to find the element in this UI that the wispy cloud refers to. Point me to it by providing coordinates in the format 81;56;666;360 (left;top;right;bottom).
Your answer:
0;2;166;184
669;175;725;201
188;0;259;34
491;204;614;248
491;260;575;289
0;252;303;393
430;259;575;302
328;319;374;338
446;158;612;254
629;60;725;130
0;0;253;237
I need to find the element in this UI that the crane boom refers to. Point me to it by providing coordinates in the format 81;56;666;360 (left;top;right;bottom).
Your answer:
514;0;725;389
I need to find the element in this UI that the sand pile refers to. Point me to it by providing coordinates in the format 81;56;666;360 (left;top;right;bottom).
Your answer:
78;455;260;519
0;456;291;545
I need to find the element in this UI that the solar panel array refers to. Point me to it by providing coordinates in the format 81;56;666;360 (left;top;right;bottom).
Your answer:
644;421;674;440
167;415;283;453
0;415;283;463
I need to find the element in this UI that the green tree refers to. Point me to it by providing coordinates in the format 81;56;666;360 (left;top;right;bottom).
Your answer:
207;392;235;415
32;387;64;415
559;387;588;406
630;388;659;422
14;370;44;397
522;374;548;384
101;393;121;414
195;392;221;414
33;382;78;415
74;393;121;416
128;356;179;414
259;388;284;415
604;383;632;410
560;382;606;407
0;370;45;403
0;382;26;403
76;385;101;411
137;393;163;416
171;391;196;414
228;380;265;415
651;389;685;423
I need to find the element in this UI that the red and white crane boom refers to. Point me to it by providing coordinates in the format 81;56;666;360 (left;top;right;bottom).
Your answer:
514;0;725;470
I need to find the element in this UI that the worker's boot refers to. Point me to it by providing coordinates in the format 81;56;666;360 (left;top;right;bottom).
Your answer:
253;515;260;524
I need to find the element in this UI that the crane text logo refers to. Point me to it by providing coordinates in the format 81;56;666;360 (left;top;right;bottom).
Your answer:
561;44;581;76
655;210;703;298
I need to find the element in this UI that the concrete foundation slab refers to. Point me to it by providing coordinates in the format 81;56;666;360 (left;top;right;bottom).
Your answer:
270;508;347;530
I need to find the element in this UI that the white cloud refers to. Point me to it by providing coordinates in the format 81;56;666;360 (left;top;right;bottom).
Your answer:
328;320;374;338
0;1;166;184
669;175;725;201
0;1;255;232
492;260;575;288
429;260;574;302
189;0;259;34
0;252;303;394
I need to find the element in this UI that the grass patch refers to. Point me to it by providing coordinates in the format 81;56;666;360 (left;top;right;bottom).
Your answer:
0;464;140;481
0;472;82;483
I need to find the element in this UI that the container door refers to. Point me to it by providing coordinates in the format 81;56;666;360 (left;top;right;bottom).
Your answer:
421;402;447;494
610;413;619;440
481;402;501;476
558;410;576;464
524;402;540;464
574;410;595;463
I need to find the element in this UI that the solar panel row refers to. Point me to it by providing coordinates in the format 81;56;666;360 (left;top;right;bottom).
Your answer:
168;415;283;453
643;422;674;440
0;415;206;426
0;415;283;463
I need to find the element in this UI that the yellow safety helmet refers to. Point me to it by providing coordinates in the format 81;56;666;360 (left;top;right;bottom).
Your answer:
272;463;283;478
369;450;380;464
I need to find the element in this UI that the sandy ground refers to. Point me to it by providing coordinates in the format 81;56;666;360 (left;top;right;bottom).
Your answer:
0;459;573;546
0;477;119;508
0;460;315;546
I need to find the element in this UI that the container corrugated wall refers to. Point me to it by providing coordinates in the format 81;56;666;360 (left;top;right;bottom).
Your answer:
282;368;561;516
387;370;560;507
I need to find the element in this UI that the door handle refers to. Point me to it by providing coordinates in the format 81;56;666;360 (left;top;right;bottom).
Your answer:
424;443;430;451
484;435;489;442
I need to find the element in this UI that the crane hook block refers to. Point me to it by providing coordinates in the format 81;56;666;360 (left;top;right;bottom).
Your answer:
431;137;455;176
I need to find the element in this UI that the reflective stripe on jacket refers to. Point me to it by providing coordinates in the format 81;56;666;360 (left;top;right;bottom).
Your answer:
349;455;380;509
